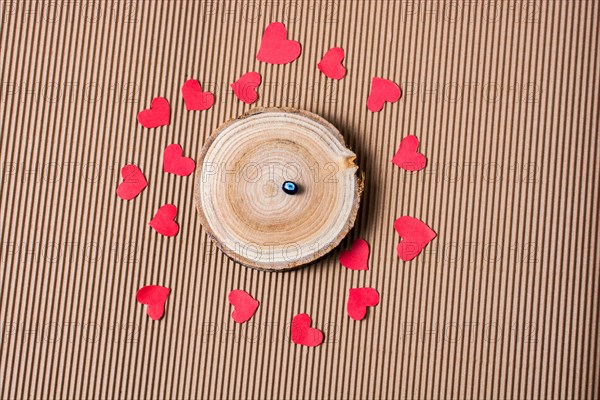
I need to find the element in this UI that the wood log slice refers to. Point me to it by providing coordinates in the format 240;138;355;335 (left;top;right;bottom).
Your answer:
195;107;362;271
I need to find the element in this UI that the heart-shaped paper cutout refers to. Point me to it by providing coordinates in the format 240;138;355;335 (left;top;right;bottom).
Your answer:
149;204;179;237
317;47;347;80
136;285;170;320
367;77;401;112
392;135;427;171
137;96;170;128
116;164;147;200
228;290;259;323
256;22;301;64
339;238;369;270
181;79;214;111
394;216;436;261
231;72;262;104
347;287;380;321
291;313;324;347
163;144;195;177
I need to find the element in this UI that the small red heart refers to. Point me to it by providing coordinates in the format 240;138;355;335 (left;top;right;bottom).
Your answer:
367;77;401;112
149;204;179;237
347;287;380;321
181;79;214;111
163;144;196;177
394;216;436;261
256;22;302;65
136;285;170;320
137;96;170;128
392;135;427;171
339;238;369;270
317;47;347;80
231;72;261;104
116;164;147;200
228;290;259;323
291;313;324;347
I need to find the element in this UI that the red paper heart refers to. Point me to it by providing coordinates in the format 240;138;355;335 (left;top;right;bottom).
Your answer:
137;96;170;128
392;135;427;171
228;290;259;323
394;216;436;261
347;287;380;321
317;47;347;80
149;204;179;237
136;285;170;320
181;79;214;111
291;313;324;347
256;22;301;64
231;72;262;104
367;77;401;112
116;164;147;200
339;238;369;270
163;144;196;177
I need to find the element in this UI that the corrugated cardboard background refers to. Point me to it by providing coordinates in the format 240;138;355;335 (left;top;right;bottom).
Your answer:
1;1;599;398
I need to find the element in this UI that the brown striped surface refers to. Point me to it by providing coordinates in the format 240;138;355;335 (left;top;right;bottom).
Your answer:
1;1;598;399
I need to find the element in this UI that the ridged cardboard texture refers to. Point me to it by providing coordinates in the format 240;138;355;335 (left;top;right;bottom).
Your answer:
1;1;598;398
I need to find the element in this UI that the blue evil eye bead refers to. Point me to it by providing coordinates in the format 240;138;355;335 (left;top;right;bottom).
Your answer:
282;181;299;195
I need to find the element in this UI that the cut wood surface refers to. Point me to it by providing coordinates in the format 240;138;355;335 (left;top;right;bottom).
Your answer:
195;108;362;271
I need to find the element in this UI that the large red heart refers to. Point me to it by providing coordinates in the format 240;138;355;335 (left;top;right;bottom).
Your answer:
231;72;261;104
291;313;324;347
367;77;401;112
163;144;195;177
394;216;436;261
339;238;369;270
256;22;302;65
137;96;170;128
347;287;380;321
181;79;214;111
149;204;179;237
116;164;147;200
317;47;347;80
228;290;259;323
136;285;170;320
392;135;427;171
